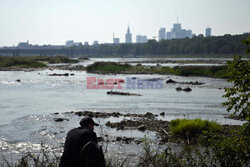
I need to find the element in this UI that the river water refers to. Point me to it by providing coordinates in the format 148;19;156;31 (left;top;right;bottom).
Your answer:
0;58;245;165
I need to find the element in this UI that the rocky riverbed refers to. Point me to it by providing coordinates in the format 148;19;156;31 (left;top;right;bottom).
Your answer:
53;111;241;145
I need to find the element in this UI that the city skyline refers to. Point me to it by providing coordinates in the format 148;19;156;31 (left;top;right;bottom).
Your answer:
10;22;203;48
0;0;249;47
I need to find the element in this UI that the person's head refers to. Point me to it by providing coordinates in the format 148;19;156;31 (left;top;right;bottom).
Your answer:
79;117;99;131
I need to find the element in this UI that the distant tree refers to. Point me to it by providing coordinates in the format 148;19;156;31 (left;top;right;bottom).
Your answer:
222;38;250;120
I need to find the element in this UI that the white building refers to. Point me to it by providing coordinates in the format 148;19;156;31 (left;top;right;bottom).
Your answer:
17;40;31;49
136;35;148;43
113;34;120;44
66;40;81;47
158;28;166;41
166;23;193;39
205;27;211;37
93;41;99;45
66;40;74;47
113;38;120;44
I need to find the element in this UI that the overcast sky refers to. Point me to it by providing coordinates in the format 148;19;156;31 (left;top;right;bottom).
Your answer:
0;0;249;46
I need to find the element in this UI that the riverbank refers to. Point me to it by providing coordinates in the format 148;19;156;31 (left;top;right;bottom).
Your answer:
86;62;227;78
56;110;241;145
0;58;229;78
3;110;248;167
0;56;78;69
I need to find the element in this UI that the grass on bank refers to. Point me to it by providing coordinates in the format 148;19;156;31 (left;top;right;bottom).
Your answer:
86;62;133;72
30;55;79;64
9;128;250;167
0;56;47;68
0;56;79;68
86;61;227;78
170;119;221;140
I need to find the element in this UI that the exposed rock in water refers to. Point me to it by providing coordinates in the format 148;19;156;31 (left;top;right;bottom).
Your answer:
166;79;205;85
176;87;182;91
185;81;204;85
116;136;122;141
166;79;177;83
144;112;156;118
48;73;69;76
71;111;157;119
160;112;165;116
16;79;21;82
138;124;146;131
115;137;137;144
105;118;170;142
53;118;69;122
146;78;162;81
183;87;192;92
107;91;142;96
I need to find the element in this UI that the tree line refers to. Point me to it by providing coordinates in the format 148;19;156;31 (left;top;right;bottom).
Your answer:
89;33;250;56
0;33;249;57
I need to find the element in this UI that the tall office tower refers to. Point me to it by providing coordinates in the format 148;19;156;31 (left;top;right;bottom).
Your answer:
158;28;166;41
173;23;182;31
125;26;132;43
172;23;182;38
205;27;211;37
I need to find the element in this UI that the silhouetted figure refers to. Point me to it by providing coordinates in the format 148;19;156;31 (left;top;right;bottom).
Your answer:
59;117;105;167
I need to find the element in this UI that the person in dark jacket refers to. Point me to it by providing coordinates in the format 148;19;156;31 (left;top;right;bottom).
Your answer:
59;117;104;167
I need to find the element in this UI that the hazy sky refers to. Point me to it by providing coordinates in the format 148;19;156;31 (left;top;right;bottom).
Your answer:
0;0;249;46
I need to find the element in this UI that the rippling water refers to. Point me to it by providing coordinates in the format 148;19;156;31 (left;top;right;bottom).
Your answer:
0;58;246;164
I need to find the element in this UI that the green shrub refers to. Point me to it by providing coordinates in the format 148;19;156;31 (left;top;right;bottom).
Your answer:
0;56;48;68
170;119;221;138
172;66;227;78
86;62;132;72
0;56;78;68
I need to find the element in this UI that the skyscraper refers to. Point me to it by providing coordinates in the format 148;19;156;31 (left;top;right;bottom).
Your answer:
158;28;166;41
205;27;211;37
125;26;132;43
166;23;193;39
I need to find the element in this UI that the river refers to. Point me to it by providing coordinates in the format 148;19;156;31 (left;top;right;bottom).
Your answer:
0;58;245;165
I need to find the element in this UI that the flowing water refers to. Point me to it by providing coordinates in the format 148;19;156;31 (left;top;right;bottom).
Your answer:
0;58;245;165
